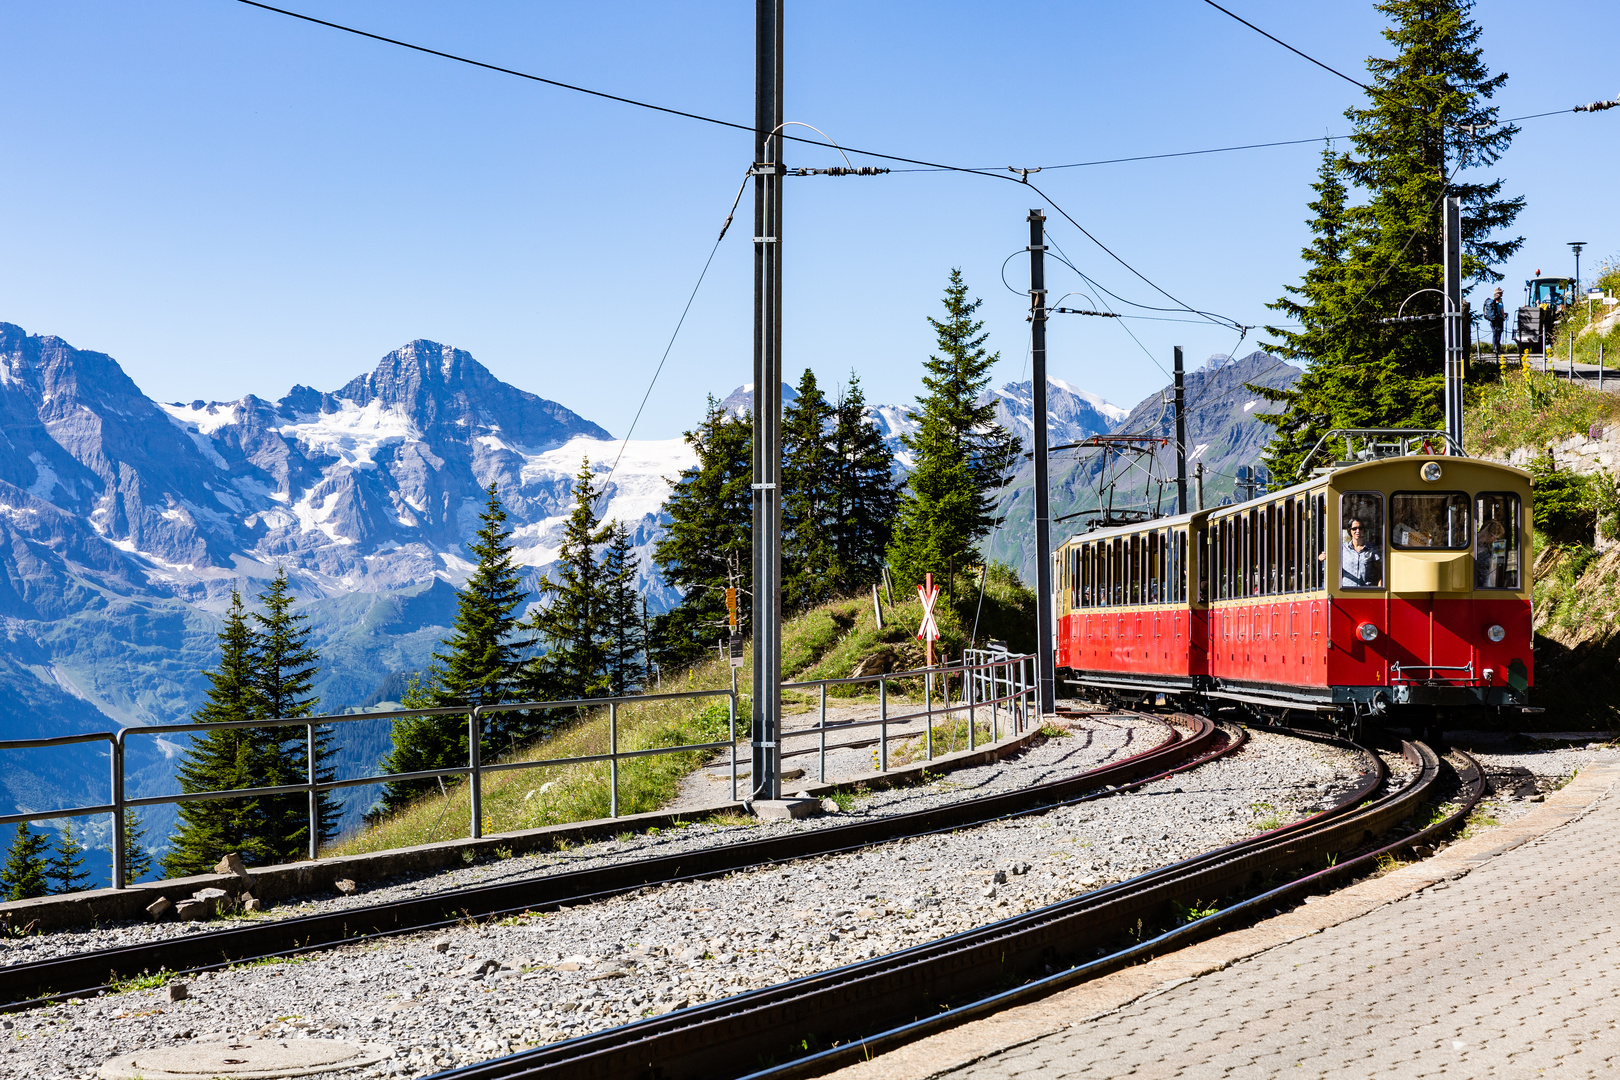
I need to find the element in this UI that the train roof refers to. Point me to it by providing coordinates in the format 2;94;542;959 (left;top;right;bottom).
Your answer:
1055;453;1529;548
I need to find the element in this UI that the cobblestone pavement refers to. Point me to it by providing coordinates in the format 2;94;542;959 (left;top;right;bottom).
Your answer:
945;765;1620;1079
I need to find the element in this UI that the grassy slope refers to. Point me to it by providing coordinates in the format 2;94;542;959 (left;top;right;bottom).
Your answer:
1468;375;1620;730
329;569;1037;854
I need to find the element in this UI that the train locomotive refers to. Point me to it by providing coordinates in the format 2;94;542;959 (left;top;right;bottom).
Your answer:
1053;435;1534;739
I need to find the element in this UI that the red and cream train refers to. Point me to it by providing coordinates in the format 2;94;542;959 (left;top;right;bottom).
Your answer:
1053;449;1534;737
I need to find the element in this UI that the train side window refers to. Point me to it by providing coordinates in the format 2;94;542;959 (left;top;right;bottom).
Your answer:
1286;499;1299;592
1475;493;1522;590
1339;492;1385;588
1147;531;1159;603
1315;493;1327;589
1190;530;1202;603
1392;492;1470;550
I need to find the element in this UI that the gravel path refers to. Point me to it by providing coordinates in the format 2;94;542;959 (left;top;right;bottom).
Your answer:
2;712;1157;968
1462;734;1620;827
0;722;1373;1080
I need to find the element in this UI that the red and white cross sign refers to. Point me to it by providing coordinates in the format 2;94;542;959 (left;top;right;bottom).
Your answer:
916;573;940;643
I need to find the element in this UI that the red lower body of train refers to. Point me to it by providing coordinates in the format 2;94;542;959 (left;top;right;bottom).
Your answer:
1058;594;1533;730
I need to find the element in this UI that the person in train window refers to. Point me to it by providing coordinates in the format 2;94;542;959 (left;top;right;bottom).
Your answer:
1474;519;1507;588
1340;518;1383;588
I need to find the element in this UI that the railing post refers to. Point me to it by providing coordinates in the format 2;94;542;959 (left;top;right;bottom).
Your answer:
609;702;620;819
111;734;126;890
924;661;933;761
879;676;888;772
730;669;739;802
967;659;976;754
469;709;482;840
818;683;827;783
306;721;319;860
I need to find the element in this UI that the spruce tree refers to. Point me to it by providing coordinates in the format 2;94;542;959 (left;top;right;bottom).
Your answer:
599;521;647;697
122;809;154;885
1256;0;1522;481
46;822;89;894
1;823;50;901
382;484;529;810
782;368;839;611
253;569;336;857
653;398;753;667
828;373;899;594
888;270;1020;592
525;459;611;702
165;592;273;876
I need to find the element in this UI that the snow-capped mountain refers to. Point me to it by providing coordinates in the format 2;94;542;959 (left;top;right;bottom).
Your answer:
987;378;1128;449
0;323;696;742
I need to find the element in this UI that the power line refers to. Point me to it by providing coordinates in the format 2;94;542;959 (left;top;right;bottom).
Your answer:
1197;0;1374;94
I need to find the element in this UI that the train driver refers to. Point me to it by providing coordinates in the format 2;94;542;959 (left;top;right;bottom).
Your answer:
1340;518;1383;588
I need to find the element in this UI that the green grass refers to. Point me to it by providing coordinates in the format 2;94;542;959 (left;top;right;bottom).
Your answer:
330;651;744;856
331;574;1036;857
1465;367;1620;458
109;969;174;994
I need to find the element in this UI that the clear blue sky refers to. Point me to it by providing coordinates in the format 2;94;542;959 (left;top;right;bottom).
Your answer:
1;1;1615;439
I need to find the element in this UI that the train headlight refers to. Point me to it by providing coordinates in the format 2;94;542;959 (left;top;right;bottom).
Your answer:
1486;624;1506;643
1420;461;1443;482
1357;623;1379;642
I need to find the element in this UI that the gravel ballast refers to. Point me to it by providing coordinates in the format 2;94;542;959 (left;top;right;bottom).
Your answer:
1;718;1381;1080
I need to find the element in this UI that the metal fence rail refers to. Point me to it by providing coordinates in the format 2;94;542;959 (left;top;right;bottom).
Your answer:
0;652;1034;891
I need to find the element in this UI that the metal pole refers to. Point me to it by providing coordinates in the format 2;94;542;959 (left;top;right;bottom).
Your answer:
306;721;318;860
730;666;738;802
1443;196;1464;451
609;702;619;819
111;735;125;890
818;683;827;783
1601;343;1605;392
1195;462;1205;511
468;710;482;839
878;676;888;772
750;0;785;804
1173;346;1188;513
1028;209;1056;715
924;661;933;761
967;658;976;751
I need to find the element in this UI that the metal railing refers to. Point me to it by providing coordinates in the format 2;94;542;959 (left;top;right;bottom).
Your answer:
0;684;738;890
780;651;1036;785
0;651;1037;892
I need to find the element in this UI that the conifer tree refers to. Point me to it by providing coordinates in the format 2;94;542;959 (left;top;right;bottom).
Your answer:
1256;0;1522;481
888;270;1020;592
598;521;647;697
382;484;529;810
46;822;89;894
525;459;611;702
122;809;154;885
253;569;336;856
653;398;753;666
165;592;273;876
782;369;839;611
828;373;898;593
1;823;50;901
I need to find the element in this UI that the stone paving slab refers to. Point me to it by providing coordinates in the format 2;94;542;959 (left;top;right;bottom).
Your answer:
829;762;1620;1080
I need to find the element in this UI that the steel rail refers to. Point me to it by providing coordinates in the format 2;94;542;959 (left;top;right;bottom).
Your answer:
422;733;1434;1080
0;713;1221;1009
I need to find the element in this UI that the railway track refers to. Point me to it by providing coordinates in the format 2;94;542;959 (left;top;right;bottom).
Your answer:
423;733;1480;1080
1;711;1234;1010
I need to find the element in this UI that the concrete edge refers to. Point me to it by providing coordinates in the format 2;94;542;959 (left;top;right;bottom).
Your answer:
821;761;1620;1080
0;719;1056;934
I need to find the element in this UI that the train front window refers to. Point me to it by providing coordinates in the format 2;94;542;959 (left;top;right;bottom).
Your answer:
1391;492;1470;550
1475;493;1522;590
1338;492;1384;589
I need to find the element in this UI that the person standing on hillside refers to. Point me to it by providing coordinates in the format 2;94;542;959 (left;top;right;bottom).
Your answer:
1483;287;1507;360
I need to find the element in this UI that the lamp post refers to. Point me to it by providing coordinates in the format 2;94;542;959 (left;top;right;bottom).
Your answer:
1569;243;1587;376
